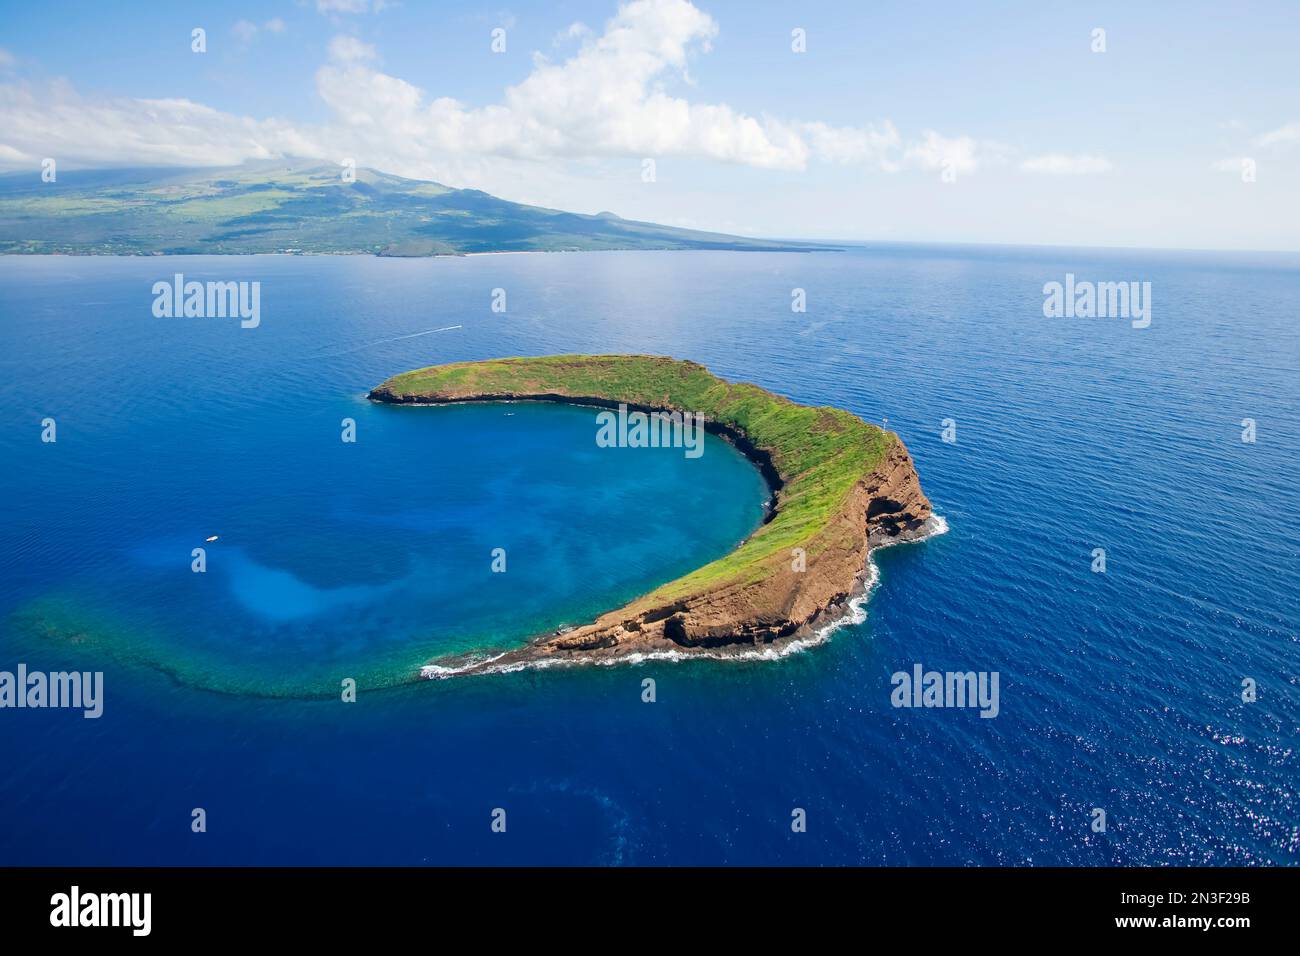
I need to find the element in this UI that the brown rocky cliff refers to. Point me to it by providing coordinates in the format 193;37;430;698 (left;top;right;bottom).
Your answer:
533;433;931;660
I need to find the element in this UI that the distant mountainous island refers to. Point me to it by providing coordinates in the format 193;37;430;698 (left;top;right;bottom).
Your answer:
0;162;838;256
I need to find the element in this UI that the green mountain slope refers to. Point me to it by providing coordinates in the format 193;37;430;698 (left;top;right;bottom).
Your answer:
0;162;837;256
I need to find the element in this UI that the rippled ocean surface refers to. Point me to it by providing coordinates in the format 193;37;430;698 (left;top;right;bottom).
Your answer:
0;248;1296;865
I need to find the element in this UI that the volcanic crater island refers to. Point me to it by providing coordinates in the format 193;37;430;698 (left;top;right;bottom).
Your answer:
369;354;936;675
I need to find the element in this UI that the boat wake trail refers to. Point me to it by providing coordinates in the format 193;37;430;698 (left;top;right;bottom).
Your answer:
314;325;463;358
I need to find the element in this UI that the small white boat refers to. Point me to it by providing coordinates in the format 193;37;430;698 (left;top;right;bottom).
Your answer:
205;535;219;542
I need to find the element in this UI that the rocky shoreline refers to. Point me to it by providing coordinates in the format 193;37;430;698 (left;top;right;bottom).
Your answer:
368;356;933;676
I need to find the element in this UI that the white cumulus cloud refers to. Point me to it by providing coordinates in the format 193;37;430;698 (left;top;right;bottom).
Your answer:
905;130;982;175
317;0;378;14
232;20;260;44
233;18;289;45
0;0;985;183
0;79;324;168
327;35;377;63
1020;153;1112;175
1254;121;1300;148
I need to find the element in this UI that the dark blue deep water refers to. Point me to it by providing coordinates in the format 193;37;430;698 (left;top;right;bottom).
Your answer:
0;248;1296;865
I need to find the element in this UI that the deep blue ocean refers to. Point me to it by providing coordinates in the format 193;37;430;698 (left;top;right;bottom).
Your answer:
0;247;1295;865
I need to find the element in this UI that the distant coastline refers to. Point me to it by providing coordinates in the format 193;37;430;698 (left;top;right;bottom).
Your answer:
370;354;935;676
0;162;843;257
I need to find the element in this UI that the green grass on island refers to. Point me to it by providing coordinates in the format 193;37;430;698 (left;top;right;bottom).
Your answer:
373;355;892;602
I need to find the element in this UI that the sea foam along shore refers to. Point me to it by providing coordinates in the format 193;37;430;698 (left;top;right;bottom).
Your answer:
419;513;949;679
369;354;937;678
411;448;934;675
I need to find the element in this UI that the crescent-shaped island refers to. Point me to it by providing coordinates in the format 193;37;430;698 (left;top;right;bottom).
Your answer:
369;354;935;675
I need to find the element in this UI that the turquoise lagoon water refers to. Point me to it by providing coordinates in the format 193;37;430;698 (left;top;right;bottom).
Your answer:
4;389;765;694
0;248;1296;864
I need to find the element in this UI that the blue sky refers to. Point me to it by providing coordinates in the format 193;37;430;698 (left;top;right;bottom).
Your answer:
2;0;1298;250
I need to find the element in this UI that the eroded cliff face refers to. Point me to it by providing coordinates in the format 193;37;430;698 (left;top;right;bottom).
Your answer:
863;437;933;547
519;433;931;663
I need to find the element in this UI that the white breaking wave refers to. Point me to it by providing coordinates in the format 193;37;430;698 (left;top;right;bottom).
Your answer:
786;512;950;651
420;651;508;679
420;514;950;679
